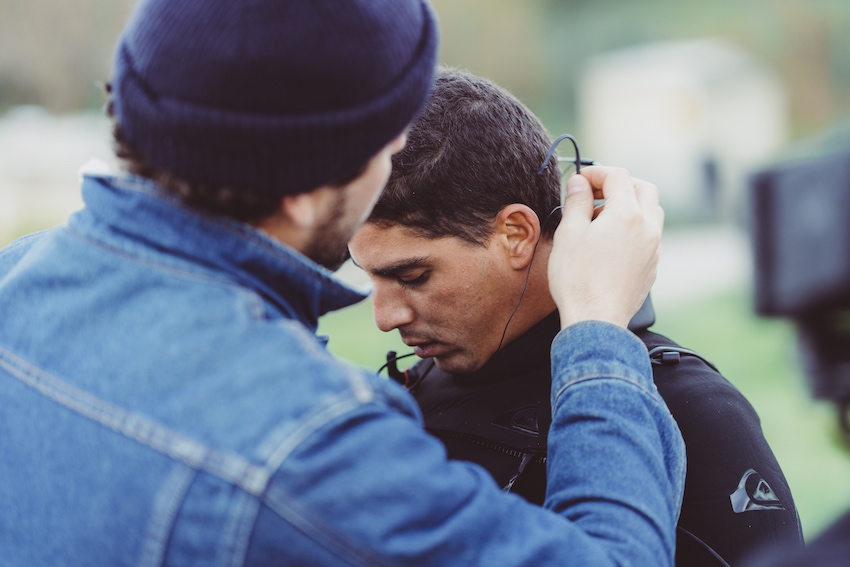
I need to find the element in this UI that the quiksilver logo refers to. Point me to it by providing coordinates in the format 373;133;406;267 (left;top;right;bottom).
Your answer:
730;469;785;513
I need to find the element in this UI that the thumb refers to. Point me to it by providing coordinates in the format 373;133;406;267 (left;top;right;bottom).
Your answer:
561;174;594;229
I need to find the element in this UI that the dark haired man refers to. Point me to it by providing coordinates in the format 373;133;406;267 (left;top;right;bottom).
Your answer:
0;1;685;566
349;67;805;566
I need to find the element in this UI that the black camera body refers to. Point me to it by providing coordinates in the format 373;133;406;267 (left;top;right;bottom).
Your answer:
749;148;850;414
750;149;850;318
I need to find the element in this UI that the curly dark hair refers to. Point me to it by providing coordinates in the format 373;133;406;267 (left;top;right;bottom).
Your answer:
104;84;364;223
368;67;561;245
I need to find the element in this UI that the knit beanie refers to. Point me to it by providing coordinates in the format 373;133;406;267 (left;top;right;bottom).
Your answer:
111;0;438;196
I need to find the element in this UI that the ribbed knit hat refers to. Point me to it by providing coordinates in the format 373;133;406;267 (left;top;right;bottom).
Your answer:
111;0;438;196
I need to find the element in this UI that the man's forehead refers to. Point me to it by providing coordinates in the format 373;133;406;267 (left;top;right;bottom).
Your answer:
350;223;455;273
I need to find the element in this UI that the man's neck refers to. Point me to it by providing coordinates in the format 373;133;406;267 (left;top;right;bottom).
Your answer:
496;240;557;348
456;310;560;385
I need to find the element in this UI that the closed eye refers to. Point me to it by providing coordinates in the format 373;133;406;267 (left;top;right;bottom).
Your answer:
398;272;429;289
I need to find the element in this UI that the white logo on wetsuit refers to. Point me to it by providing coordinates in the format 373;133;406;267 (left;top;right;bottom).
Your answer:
730;469;785;513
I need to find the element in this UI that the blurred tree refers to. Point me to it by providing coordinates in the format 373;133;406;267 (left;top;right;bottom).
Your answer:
0;0;135;112
776;1;847;135
431;0;548;113
0;0;848;142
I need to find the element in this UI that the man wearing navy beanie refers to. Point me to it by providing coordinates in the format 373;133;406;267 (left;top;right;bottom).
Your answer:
0;1;684;565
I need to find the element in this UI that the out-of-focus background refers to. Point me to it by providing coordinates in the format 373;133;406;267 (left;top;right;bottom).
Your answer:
2;0;850;539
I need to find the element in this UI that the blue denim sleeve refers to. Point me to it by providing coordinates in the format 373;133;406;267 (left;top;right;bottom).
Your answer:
246;322;686;567
547;321;687;564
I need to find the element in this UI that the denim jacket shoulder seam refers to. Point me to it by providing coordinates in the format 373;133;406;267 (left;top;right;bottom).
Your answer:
0;345;274;494
1;343;390;567
553;372;657;402
0;229;50;259
262;374;375;473
0;344;383;501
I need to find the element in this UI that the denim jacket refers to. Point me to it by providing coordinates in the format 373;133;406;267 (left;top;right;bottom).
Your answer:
0;174;685;566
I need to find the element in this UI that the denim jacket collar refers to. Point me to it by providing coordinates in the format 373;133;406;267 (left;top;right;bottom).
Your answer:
73;174;368;331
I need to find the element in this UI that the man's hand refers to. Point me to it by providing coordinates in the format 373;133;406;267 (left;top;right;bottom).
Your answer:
548;166;664;329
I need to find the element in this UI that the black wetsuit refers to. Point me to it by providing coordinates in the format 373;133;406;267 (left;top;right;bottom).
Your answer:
400;310;804;566
746;509;850;567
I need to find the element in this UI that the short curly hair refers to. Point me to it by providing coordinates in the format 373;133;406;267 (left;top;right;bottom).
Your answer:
367;67;561;245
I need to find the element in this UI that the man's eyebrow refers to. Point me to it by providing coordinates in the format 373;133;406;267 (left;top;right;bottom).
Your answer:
355;256;432;277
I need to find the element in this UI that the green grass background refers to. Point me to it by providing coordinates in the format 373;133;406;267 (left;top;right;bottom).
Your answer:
319;289;850;540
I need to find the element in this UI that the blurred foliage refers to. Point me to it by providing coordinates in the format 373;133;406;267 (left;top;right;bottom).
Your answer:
0;0;135;112
2;0;848;139
430;0;850;140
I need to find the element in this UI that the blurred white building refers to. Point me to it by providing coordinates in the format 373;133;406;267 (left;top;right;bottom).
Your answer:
578;38;788;223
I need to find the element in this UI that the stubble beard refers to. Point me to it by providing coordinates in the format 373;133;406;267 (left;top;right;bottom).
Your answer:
303;190;354;271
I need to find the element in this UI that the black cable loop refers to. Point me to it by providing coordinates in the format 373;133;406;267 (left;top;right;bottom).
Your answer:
537;133;589;176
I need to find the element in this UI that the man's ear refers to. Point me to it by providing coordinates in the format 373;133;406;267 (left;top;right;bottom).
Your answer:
495;204;541;270
251;187;334;246
280;187;336;229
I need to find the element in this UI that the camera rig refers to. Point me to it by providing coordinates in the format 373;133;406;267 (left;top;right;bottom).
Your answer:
750;148;850;439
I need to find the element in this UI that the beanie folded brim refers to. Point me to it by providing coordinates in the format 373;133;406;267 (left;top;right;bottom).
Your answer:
112;0;438;196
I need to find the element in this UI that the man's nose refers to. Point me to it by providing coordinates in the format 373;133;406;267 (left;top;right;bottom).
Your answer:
372;285;415;332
